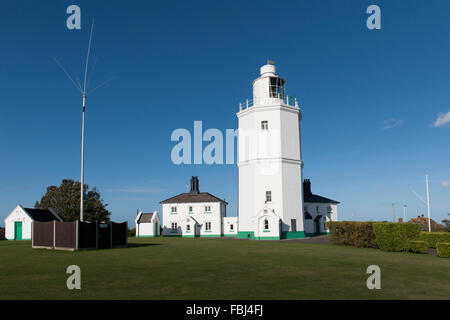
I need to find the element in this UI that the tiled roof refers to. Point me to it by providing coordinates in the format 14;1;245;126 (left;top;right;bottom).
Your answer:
160;192;228;204
23;208;60;222
138;213;155;223
304;193;340;204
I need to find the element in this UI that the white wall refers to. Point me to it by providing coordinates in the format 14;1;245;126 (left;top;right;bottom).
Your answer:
162;202;224;237
223;217;238;236
4;206;33;240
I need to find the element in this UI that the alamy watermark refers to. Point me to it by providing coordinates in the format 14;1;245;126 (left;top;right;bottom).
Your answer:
170;121;286;175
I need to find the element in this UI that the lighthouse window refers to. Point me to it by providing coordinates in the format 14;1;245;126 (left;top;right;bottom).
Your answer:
230;224;234;231
266;191;272;202
261;121;268;130
264;219;269;230
269;77;285;99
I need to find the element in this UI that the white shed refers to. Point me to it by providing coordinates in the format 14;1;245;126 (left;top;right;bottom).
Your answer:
135;210;161;237
4;205;62;240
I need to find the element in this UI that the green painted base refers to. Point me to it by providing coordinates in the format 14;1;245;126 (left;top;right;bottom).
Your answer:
237;231;255;239
223;234;238;237
8;239;31;241
281;231;306;239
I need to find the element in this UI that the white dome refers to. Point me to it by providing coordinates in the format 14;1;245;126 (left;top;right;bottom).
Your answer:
260;64;276;76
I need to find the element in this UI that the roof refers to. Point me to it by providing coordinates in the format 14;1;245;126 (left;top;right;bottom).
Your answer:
304;211;313;219
407;216;444;231
160;192;228;204
23;208;60;222
304;193;340;204
137;213;155;223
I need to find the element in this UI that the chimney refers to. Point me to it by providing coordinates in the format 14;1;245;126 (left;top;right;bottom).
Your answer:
303;179;312;196
189;176;200;195
398;218;403;223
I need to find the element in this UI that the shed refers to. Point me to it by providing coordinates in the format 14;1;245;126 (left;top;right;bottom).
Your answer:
135;210;161;237
4;205;62;240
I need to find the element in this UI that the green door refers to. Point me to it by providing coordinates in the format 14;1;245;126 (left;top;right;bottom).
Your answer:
315;221;320;236
14;222;22;240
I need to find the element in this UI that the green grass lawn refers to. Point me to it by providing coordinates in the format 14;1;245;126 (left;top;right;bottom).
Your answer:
0;237;449;299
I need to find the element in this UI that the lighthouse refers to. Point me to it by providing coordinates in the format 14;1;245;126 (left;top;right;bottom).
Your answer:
237;63;305;240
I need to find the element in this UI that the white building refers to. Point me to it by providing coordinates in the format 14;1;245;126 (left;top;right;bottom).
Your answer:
4;205;62;240
135;210;161;237
302;179;339;236
160;176;228;237
237;63;305;240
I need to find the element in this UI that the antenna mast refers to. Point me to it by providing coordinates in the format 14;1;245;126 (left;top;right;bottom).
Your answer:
55;19;112;222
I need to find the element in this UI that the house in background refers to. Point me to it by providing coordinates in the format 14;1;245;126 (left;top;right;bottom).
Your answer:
303;179;339;236
160;176;228;237
135;210;161;237
4;205;62;240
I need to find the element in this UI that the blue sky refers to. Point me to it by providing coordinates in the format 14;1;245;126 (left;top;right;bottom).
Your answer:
1;0;449;227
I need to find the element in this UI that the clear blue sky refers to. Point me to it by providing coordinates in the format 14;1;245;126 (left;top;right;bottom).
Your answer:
1;0;449;227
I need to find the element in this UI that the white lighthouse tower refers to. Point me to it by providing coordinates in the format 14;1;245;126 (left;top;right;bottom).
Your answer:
237;63;305;240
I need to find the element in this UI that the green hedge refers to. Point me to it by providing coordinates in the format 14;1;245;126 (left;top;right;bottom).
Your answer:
419;232;450;249
436;242;450;258
373;223;422;252
407;240;428;253
327;221;377;248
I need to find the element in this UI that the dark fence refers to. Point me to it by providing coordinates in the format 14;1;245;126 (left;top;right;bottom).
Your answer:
55;221;77;249
112;222;128;247
33;221;54;248
79;221;96;249
32;220;128;251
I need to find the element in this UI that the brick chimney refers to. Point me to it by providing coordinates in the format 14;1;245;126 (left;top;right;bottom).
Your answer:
303;179;312;196
189;176;200;195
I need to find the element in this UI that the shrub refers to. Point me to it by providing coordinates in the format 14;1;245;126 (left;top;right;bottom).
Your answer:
419;232;450;249
407;240;428;253
327;221;377;248
373;223;422;252
436;242;450;258
128;228;136;237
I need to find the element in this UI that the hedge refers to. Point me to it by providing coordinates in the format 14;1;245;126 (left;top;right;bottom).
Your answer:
419;232;450;249
327;221;377;248
436;242;450;258
407;240;428;253
373;223;422;252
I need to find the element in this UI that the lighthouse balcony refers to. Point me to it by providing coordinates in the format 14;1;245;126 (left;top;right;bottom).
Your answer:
239;94;299;111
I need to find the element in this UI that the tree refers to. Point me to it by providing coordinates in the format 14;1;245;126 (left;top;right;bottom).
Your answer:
35;179;110;222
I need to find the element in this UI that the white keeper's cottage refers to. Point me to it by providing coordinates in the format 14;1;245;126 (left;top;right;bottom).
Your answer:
4;205;62;240
302;179;339;236
160;176;233;237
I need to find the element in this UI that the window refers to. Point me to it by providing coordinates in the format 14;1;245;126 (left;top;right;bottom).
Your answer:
261;120;268;130
269;77;285;99
316;206;320;213
189;206;193;213
264;219;269;230
266;191;272;202
205;222;212;231
171;206;177;214
171;222;177;231
327;206;332;213
186;224;190;232
204;205;211;213
230;224;234;231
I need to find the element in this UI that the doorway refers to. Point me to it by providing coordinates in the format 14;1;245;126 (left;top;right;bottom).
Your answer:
14;221;22;240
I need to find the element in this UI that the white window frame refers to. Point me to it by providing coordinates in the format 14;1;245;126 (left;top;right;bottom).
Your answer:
171;222;178;232
204;205;211;213
264;219;269;230
171;206;177;214
205;222;212;231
